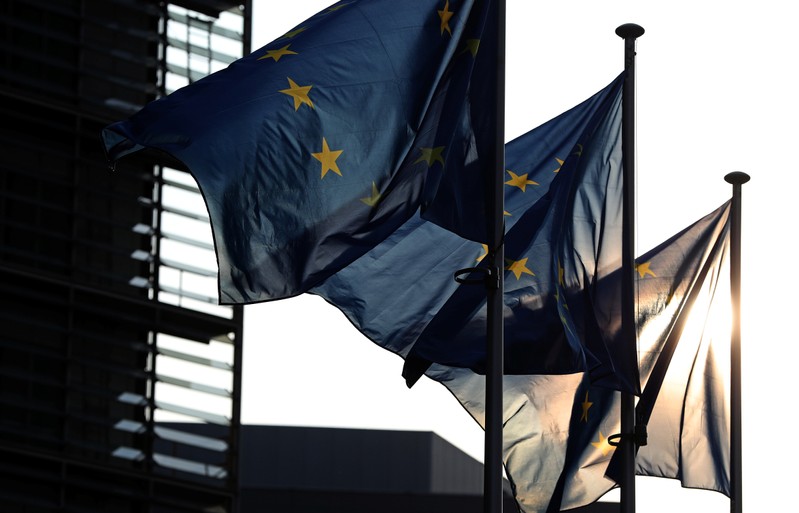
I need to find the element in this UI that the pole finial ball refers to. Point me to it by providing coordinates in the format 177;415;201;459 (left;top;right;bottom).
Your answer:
725;171;751;185
615;24;645;39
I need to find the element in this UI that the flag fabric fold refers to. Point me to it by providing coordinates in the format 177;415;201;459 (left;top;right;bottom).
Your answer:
401;73;634;392
632;204;732;495
540;201;731;511
102;0;497;303
318;172;731;513
313;75;634;391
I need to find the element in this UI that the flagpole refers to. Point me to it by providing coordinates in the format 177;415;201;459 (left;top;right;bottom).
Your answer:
725;171;749;513
615;23;644;513
485;0;506;512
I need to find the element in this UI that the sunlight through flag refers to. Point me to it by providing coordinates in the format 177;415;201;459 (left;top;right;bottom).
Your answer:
452;201;730;513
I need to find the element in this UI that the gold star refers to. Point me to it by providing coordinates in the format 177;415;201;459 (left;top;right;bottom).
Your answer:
460;38;480;57
591;431;615;457
360;182;381;206
438;0;454;36
573;143;584;157
476;244;489;263
553;157;565;173
326;2;351;12
258;44;297;62
311;138;343;178
558;261;565;286
559;310;574;336
279;77;314;111
555;291;569;310
505;257;534;280
414;146;445;168
636;261;656;278
558;298;576;335
580;392;593;422
505;170;538;192
280;27;306;39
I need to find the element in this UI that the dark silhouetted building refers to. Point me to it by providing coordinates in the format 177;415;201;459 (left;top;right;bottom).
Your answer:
159;424;619;513
1;1;250;511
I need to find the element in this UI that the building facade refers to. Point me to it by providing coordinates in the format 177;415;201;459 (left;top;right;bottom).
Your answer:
0;1;250;511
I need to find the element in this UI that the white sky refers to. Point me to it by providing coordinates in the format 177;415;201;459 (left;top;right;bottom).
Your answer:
240;1;799;511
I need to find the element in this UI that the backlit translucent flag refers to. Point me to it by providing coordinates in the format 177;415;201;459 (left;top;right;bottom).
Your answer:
448;202;728;513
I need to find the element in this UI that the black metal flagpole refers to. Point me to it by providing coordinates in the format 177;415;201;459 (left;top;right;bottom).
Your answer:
485;1;506;512
615;23;644;513
725;171;749;513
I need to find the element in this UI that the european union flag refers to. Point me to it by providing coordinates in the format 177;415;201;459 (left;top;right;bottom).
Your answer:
431;202;731;513
102;0;497;303
550;202;732;511
311;75;628;389
401;73;632;391
624;203;732;496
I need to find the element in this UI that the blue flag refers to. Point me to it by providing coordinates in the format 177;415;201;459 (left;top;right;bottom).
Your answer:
403;73;632;391
629;203;732;496
313;75;633;391
548;203;733;512
102;0;497;303
422;202;731;513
